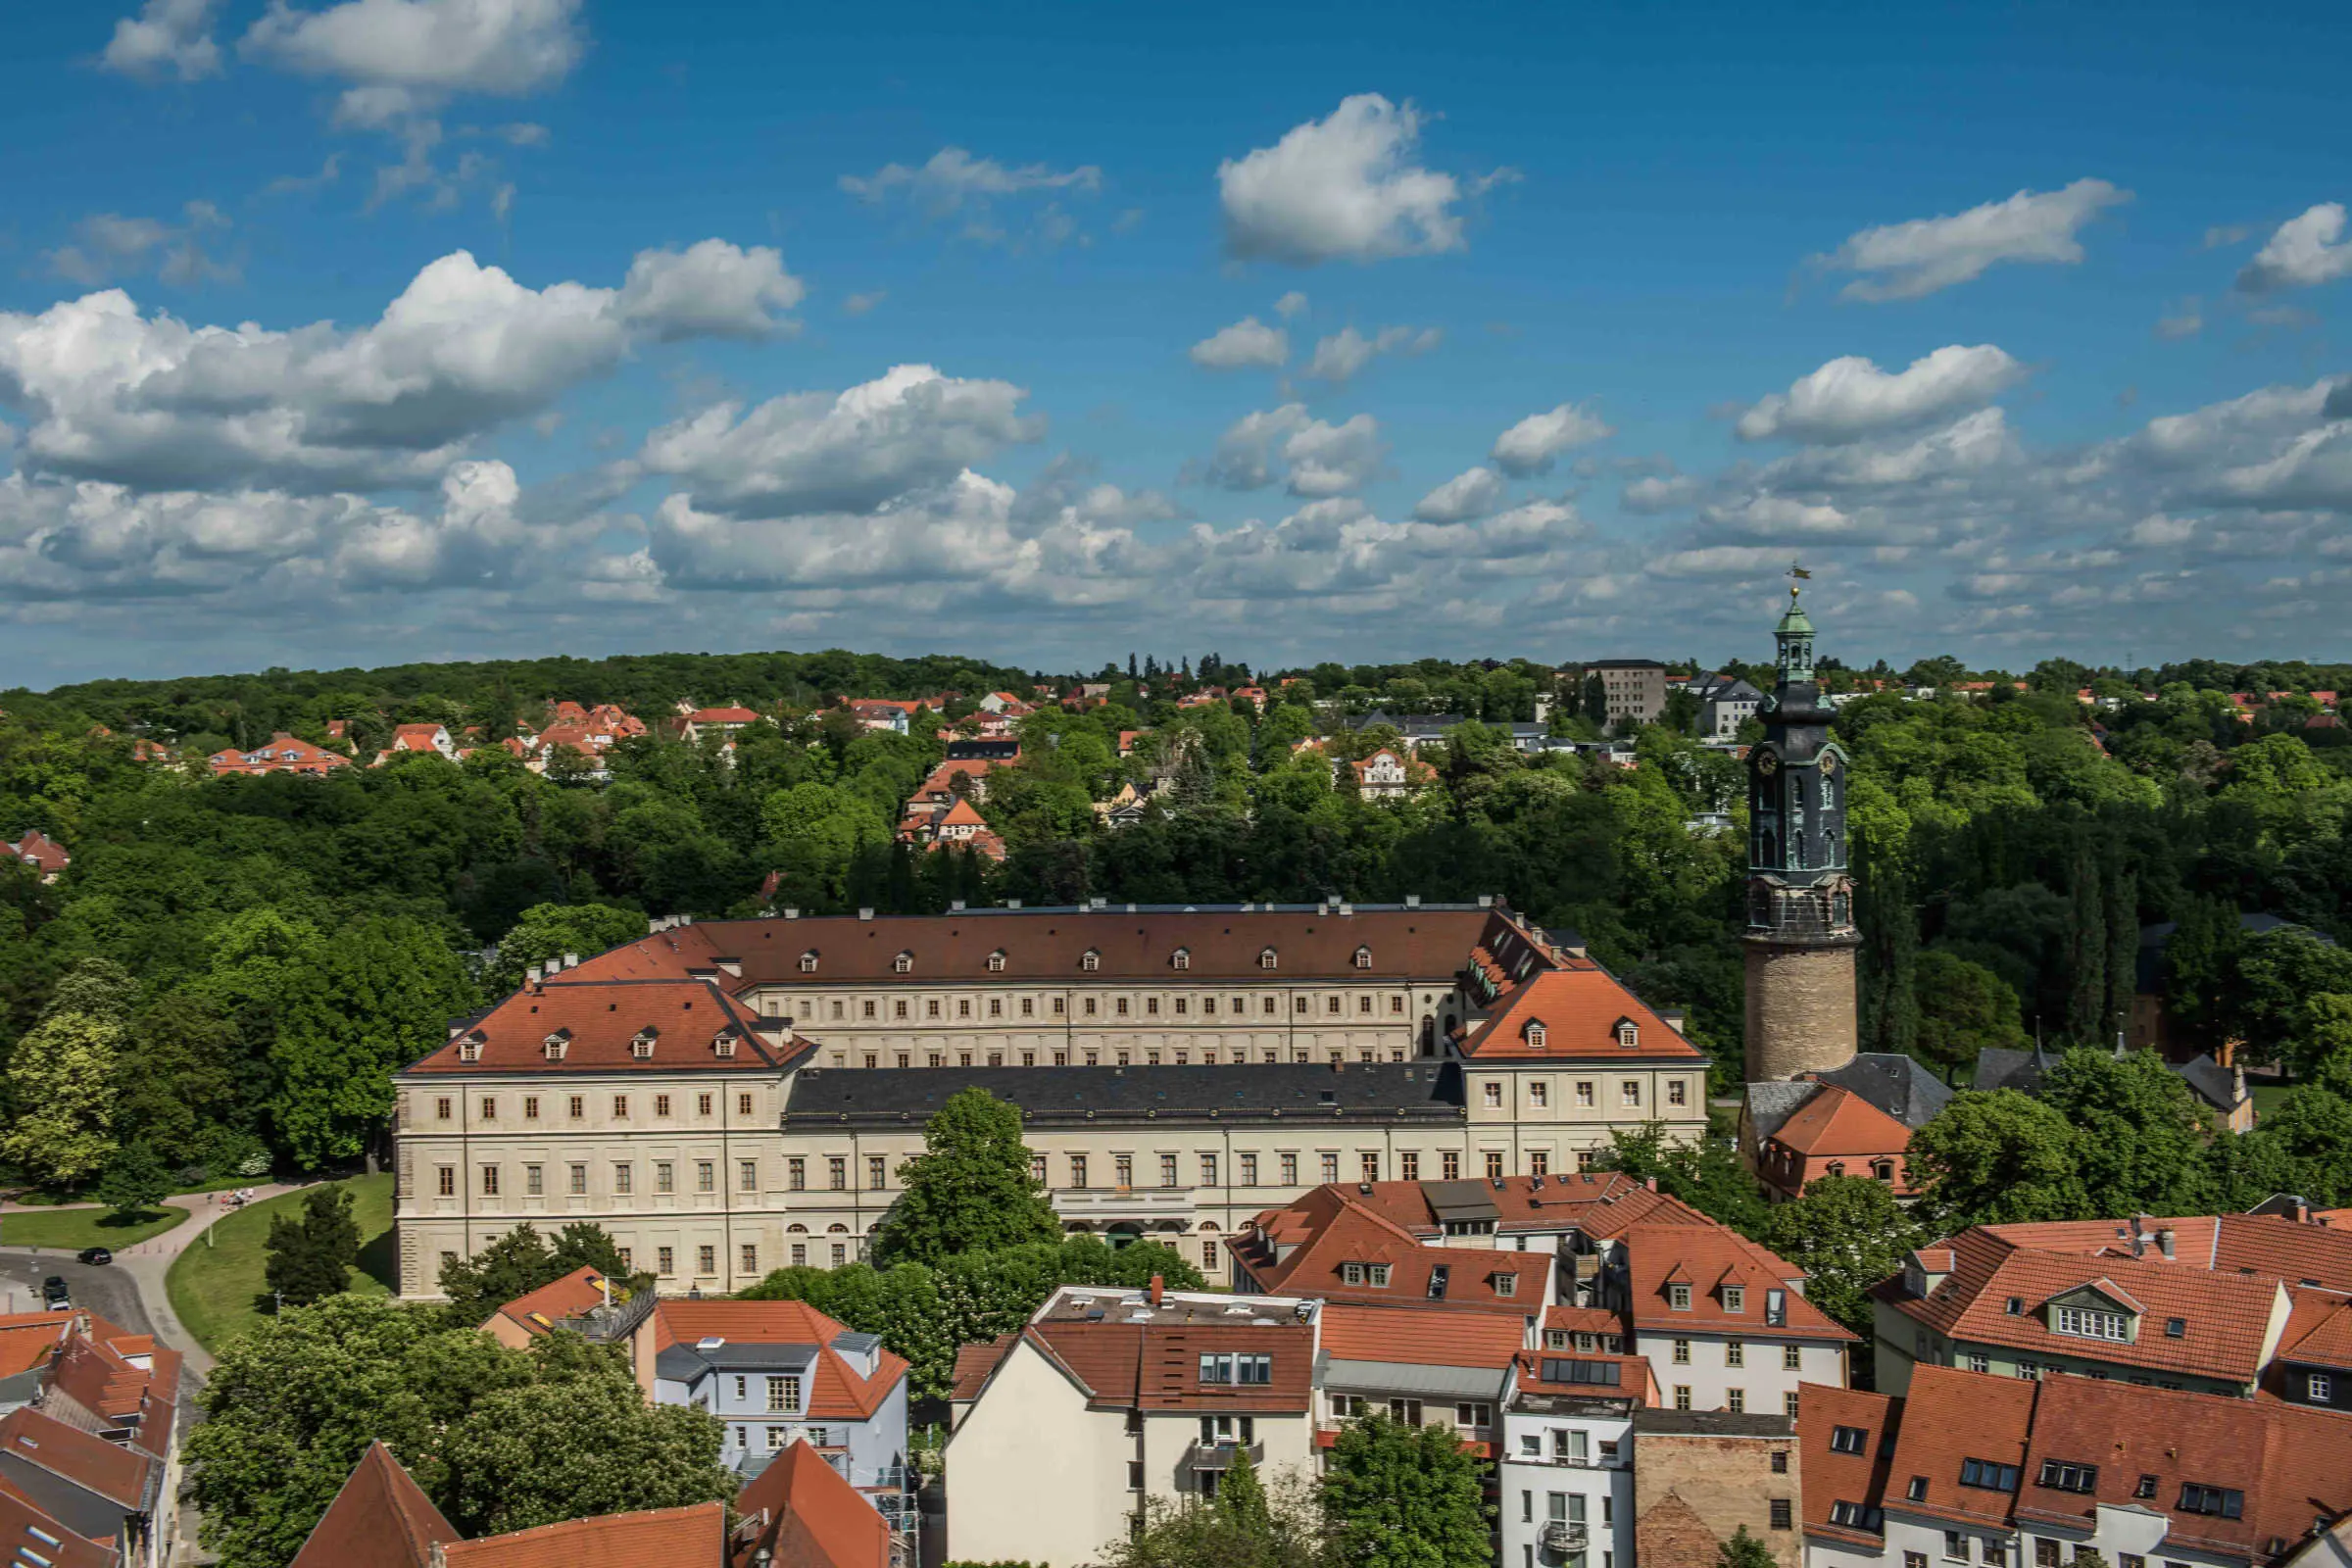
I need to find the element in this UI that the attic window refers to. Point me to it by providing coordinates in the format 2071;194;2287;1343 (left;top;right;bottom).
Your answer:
538;1033;564;1061
1171;948;1191;971
631;1029;658;1060
2004;1297;2024;1315
1081;949;1102;972
712;1033;737;1058
1492;1272;1518;1298
800;952;818;973
1723;1285;1745;1314
2164;1317;2185;1338
1353;946;1372;969
1615;1019;1640;1050
987;951;1006;973
1258;948;1279;970
893;952;913;974
2052;1305;2132;1343
458;1039;482;1063
1524;1021;1547;1051
1668;1284;1692;1311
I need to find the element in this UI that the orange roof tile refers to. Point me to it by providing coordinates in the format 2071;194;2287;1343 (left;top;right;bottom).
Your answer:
1462;967;1707;1062
1768;1084;1914;1160
649;1300;908;1420
934;798;989;829
1021;1319;1315;1414
487;1265;612;1337
2276;1291;2352;1373
1880;1365;2039;1530
1234;1190;1547;1313
1799;1383;1899;1545
404;979;794;1077
289;1441;462;1568
951;1335;1017;1402
1624;1222;1858;1342
1320;1303;1526;1368
440;1502;726;1567
0;1311;74;1379
0;1474;112;1568
0;1405;153;1512
732;1441;890;1568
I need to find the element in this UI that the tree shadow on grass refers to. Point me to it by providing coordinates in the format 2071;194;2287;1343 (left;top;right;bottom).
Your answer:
94;1208;170;1231
356;1226;399;1293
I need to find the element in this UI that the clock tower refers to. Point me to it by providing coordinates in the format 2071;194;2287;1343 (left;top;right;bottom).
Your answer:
1742;574;1860;1082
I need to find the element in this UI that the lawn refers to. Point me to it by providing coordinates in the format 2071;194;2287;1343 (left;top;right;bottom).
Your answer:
0;1205;188;1250
166;1175;399;1355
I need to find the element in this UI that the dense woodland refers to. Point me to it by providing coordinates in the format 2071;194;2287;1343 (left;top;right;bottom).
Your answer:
3;645;2351;1211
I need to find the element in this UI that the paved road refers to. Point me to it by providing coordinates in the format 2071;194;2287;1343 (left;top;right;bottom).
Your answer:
0;1249;155;1332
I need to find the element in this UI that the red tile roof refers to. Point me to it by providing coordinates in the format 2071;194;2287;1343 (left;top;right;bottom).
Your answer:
1798;1382;1900;1545
439;1502;726;1567
950;1335;1017;1402
1320;1303;1528;1368
1769;1085;1913;1159
0;1312;74;1379
1310;1173;1706;1242
404;979;794;1076
1461;965;1706;1062
1513;1348;1657;1402
934;798;989;830
2275;1292;2352;1374
1022;1319;1314;1414
0;1474;113;1568
43;1331;150;1424
1972;1212;2352;1292
0;1405;154;1511
687;707;762;725
5;830;69;873
731;1440;890;1568
1623;1221;1858;1342
486;1265;612;1337
1880;1365;2040;1530
648;1301;908;1420
289;1440;462;1568
1233;1188;1547;1313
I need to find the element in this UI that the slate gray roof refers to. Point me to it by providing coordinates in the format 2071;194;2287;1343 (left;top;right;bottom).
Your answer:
1816;1053;1954;1129
1741;1080;1820;1148
782;1063;1466;1128
2172;1053;2240;1112
657;1341;819;1382
1972;1043;2057;1097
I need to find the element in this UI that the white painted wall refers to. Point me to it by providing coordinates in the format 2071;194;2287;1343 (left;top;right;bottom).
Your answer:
945;1339;1135;1567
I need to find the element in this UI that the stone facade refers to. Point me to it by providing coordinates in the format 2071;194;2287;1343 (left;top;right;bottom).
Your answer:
1632;1412;1803;1568
1741;943;1860;1083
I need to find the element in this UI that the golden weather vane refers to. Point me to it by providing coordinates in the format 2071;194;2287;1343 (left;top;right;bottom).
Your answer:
1788;561;1810;600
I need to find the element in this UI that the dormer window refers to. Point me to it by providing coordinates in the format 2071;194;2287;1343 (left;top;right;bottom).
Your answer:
1353;946;1372;969
2052;1303;2132;1342
1258;948;1279;970
1668;1283;1692;1311
1493;1272;1519;1298
459;1038;482;1063
538;1031;565;1062
1615;1018;1641;1050
1081;949;1102;972
987;951;1006;972
631;1028;658;1060
799;952;818;973
712;1032;738;1058
1524;1021;1547;1051
1723;1286;1745;1313
893;952;913;974
1171;948;1191;971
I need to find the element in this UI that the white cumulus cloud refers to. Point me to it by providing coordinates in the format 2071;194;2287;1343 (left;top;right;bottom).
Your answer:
1817;179;2132;301
242;0;585;110
101;0;223;80
614;240;804;342
1218;95;1496;265
1412;466;1505;523
1189;317;1288;370
1736;345;2025;444
1491;402;1613;476
1202;405;1384;497
2235;203;2352;293
1303;324;1440;386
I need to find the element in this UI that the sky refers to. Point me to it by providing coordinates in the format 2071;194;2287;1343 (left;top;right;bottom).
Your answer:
3;1;2350;687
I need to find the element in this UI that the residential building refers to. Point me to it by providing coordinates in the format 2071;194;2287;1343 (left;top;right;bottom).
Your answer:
1314;1302;1524;1463
1688;673;1765;741
206;732;351;775
1870;1209;2352;1396
1607;1223;1858;1415
943;1281;1319;1567
923;798;1006;860
287;1441;730;1568
4;829;69;882
730;1437;893;1568
0;1312;182;1568
1740;1054;1951;1200
1498;1342;1653;1568
478;1263;619;1348
1975;1039;2257;1134
1633;1407;1803;1568
945;738;1021;762
1797;1366;2352;1568
1746;1085;1921;1202
682;706;763;745
386;722;456;759
391;902;1705;1297
1580;662;1670;726
848;701;915;734
1350;746;1429;800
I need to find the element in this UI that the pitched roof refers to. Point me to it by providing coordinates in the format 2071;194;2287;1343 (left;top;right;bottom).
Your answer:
403;979;791;1076
0;1405;154;1512
1023;1318;1313;1413
1880;1365;2039;1530
1234;1190;1548;1313
0;1474;113;1568
289;1441;462;1568
486;1266;612;1337
0;1313;75;1379
1812;1053;1954;1128
439;1503;727;1567
950;1335;1017;1403
2275;1292;2352;1373
1798;1382;1899;1545
934;798;989;829
649;1300;907;1420
1743;1080;1821;1148
1460;964;1706;1062
1623;1222;1858;1342
1768;1084;1914;1160
731;1440;890;1568
687;707;762;724
1319;1303;1528;1368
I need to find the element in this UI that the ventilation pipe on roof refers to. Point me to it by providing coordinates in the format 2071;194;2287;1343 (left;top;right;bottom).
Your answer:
1478;894;1494;908
1149;1274;1164;1307
1005;899;1022;909
2157;1228;2177;1260
950;900;966;912
526;963;544;985
1660;1009;1687;1034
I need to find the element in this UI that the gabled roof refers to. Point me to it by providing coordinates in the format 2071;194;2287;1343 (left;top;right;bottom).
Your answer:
1623;1222;1858;1343
1461;964;1705;1061
1813;1053;1954;1129
950;1335;1018;1403
486;1266;612;1337
0;1405;155;1512
1234;1190;1545;1313
2275;1292;2352;1373
731;1439;890;1568
1020;1318;1314;1414
439;1502;726;1566
1798;1382;1898;1544
0;1312;76;1379
402;979;793;1076
1768;1084;1913;1160
648;1301;907;1420
1742;1081;1821;1148
934;798;989;829
289;1440;462;1568
1879;1366;2038;1530
1319;1303;1528;1369
0;1474;113;1568
687;707;762;724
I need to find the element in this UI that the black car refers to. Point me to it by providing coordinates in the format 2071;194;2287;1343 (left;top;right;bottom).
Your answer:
77;1247;114;1266
40;1275;70;1307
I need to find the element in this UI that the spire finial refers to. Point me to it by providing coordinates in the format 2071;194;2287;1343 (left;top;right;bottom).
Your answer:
1788;562;1811;603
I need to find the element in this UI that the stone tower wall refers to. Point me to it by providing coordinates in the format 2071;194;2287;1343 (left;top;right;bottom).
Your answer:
1742;939;1858;1082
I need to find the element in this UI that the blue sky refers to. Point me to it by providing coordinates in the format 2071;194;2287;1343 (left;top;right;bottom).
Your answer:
3;0;2349;685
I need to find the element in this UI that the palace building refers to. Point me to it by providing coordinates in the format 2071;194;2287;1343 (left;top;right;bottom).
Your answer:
391;900;1711;1298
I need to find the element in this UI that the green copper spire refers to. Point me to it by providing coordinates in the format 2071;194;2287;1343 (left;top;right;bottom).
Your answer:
1775;572;1815;684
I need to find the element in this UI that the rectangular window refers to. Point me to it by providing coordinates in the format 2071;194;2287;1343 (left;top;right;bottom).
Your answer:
1483;1082;1503;1107
567;1095;583;1119
1668;1080;1688;1105
1442;1152;1460;1180
1399;1151;1419;1181
740;1159;759;1193
828;1156;847;1191
1201;1153;1218;1186
2177;1485;2243;1519
738;1092;754;1117
1949;1533;1971;1562
1529;1082;1547;1107
698;1093;712;1116
2034;1542;2061;1568
695;1160;714;1193
1786;1391;1801;1418
656;1161;675;1195
1621;1081;1641;1107
1030;1154;1047;1185
657;1246;674;1276
1575;1081;1594;1107
1361;1152;1380;1183
1727;1388;1746;1413
1673;1339;1690;1364
1674;1385;1691;1410
1070;1154;1088;1189
1669;1284;1692;1310
2311;1373;2334;1402
523;1096;539;1120
436;1165;455;1197
1485;1152;1505;1179
768;1375;801;1411
568;1163;586;1196
1831;1426;1868;1455
2053;1305;2132;1342
2036;1461;2098;1494
1959;1459;2021;1493
1726;1339;1745;1367
655;1094;671;1118
1237;1152;1258;1185
613;1162;633;1195
1160;1153;1179;1188
524;1164;543;1197
697;1245;715;1275
791;1244;807;1267
435;1097;453;1121
613;1095;629;1119
868;1155;887;1191
1785;1345;1803;1370
787;1157;806;1191
741;1244;758;1275
1321;1152;1341;1183
1114;1153;1134;1189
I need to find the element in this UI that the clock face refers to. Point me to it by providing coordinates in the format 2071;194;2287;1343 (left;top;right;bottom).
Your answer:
1756;751;1780;776
1820;751;1838;775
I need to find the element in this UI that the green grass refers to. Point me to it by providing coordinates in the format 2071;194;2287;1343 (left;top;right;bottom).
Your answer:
2251;1082;2293;1118
166;1175;398;1355
0;1205;188;1250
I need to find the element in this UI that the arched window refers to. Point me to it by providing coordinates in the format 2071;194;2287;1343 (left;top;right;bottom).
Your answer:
1758;830;1779;866
987;950;1006;972
1352;946;1372;970
1171;948;1191;971
1826;1160;1845;1178
799;952;818;973
893;951;913;974
1831;893;1851;926
1872;1160;1895;1182
1081;949;1102;972
1258;947;1279;970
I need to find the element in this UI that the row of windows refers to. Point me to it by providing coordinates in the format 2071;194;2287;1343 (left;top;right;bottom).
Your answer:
440;1157;767;1199
828;1043;1423;1068
1512;1428;1621;1463
1922;1538;2200;1568
773;991;1418;1021
431;1092;757;1123
1482;1079;1689;1109
1668;1387;1801;1418
1668;1340;1805;1370
436;1238;853;1279
800;945;1384;976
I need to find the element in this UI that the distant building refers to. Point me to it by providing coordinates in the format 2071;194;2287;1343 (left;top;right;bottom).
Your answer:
1740;1054;1951;1202
386;722;456;759
682;707;762;746
4;829;69;882
1581;661;1670;726
1687;672;1765;740
207;733;351;776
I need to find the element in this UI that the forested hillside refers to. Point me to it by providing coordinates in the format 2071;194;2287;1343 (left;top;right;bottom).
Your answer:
2;645;2349;1209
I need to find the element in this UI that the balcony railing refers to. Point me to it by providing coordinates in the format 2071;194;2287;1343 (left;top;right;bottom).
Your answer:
1541;1521;1590;1554
1184;1440;1265;1473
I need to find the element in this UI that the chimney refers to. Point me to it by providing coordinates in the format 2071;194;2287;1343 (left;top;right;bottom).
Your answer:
2157;1228;2176;1260
526;963;543;985
2129;1215;2147;1257
1644;1176;1657;1193
1006;898;1022;908
2232;1062;2247;1105
562;952;579;969
858;907;874;921
1660;1008;1687;1034
951;900;966;911
2218;1038;2236;1069
1405;894;1421;908
1149;1275;1164;1306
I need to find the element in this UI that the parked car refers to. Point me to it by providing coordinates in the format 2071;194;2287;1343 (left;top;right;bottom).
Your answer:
41;1275;69;1307
77;1247;113;1266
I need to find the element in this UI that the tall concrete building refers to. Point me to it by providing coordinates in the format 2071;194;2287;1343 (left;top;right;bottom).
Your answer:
1741;582;1859;1082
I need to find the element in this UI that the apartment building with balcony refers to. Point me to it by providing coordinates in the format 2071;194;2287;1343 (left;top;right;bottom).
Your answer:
1498;1338;1654;1568
943;1281;1320;1568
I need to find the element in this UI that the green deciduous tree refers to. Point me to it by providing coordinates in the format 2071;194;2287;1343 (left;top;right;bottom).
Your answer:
1596;1122;1769;1241
1757;1174;1928;1336
1;956;131;1187
1718;1526;1780;1568
437;1222;645;1327
1101;1463;1327;1568
1322;1414;1492;1568
483;902;650;994
2040;1048;2214;1217
95;1143;172;1221
265;1183;364;1307
874;1088;1062;1265
1912;950;2027;1082
1907;1091;2089;1228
